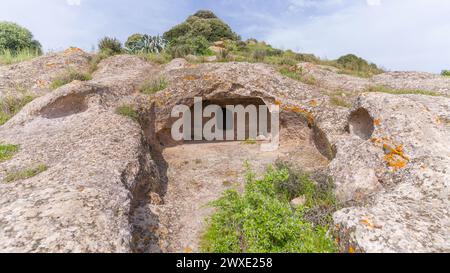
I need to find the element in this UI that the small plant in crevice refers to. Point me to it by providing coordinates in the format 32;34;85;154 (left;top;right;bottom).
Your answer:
201;161;338;253
4;164;48;183
0;144;19;162
140;77;169;95
0;95;34;125
116;105;139;122
50;69;92;90
330;96;352;108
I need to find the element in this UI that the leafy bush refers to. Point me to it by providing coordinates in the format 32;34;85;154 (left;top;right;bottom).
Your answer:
0;95;34;125
50;69;92;90
4;164;48;183
98;37;123;54
116;105;139;121
126;34;167;54
0;144;19;162
441;70;450;77
164;10;239;56
140;77;168;95
201;163;338;253
0;21;42;54
335;54;383;77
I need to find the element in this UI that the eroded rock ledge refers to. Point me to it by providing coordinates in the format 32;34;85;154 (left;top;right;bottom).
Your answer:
0;53;448;253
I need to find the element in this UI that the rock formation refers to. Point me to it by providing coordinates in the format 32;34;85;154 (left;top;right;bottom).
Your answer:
0;50;448;253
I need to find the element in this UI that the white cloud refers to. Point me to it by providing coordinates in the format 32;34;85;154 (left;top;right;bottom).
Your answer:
265;0;450;73
66;0;81;6
366;0;381;6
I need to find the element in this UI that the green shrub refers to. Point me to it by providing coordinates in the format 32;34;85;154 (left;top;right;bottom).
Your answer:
98;37;123;54
164;10;239;56
50;69;92;90
0;21;42;54
335;54;383;77
252;49;266;62
140;77;168;95
0;95;34;125
441;70;450;77
116;105;139;121
0;144;19;162
125;33;144;50
4;164;48;183
201;163;338;253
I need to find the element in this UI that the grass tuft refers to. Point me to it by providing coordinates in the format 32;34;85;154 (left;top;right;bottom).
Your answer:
201;162;338;253
279;66;318;86
0;49;41;65
4;164;48;183
0;95;34;125
0;144;19;162
140;77;169;95
50;69;92;90
367;85;444;97
116;105;139;121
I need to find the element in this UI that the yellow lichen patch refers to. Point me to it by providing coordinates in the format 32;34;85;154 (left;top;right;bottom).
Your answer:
348;246;356;253
202;74;215;81
383;144;409;169
374;118;382;126
183;75;198;81
45;62;57;68
371;137;382;144
283;105;315;125
64;47;83;55
274;100;282;106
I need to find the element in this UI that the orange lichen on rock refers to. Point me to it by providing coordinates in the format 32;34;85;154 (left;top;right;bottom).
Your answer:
183;75;198;81
308;100;318;107
64;47;84;55
374;118;382;126
283;105;315;125
383;144;409;169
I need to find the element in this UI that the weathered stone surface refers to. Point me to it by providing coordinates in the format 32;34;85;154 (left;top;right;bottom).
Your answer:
0;54;160;252
1;52;449;253
0;48;91;99
331;93;450;252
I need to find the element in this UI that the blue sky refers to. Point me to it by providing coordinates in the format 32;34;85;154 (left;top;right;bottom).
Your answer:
2;0;450;73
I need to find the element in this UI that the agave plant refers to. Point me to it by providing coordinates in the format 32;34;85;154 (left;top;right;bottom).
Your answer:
127;35;167;54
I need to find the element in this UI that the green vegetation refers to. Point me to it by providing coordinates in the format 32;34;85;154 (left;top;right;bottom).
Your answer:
116;105;139;121
335;54;383;78
330;96;351;108
50;69;92;90
201;162;338;253
98;36;123;55
368;85;444;97
0;21;42;54
242;139;257;145
279;66;317;85
4;164;48;183
125;34;166;54
163;10;239;56
0;48;41;65
441;70;450;77
140;77;169;95
0;144;19;162
0;95;34;125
